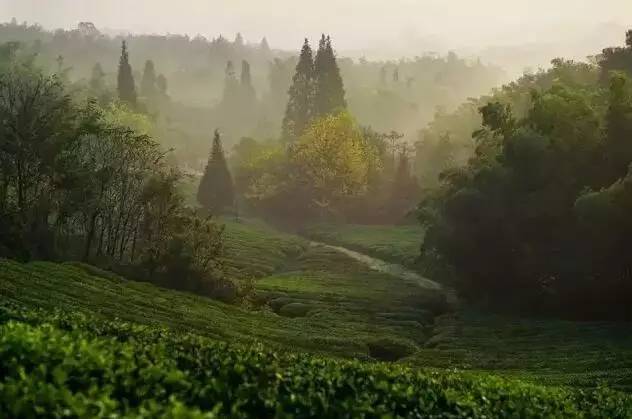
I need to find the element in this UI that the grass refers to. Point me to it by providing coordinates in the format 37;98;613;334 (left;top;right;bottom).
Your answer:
412;311;632;391
221;217;306;279
0;251;442;360
303;223;424;268
4;306;631;418
3;216;632;404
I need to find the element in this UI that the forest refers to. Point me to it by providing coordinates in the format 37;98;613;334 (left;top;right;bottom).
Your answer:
2;10;632;418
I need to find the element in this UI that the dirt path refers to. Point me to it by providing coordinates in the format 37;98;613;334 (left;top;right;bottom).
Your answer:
309;241;442;291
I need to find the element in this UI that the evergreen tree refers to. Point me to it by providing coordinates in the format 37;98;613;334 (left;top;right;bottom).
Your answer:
282;38;315;142
197;130;235;213
313;35;346;118
117;40;137;106
604;73;632;184
240;60;254;93
140;59;157;99
240;60;258;129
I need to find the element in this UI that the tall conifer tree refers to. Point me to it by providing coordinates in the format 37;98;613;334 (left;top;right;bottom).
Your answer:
282;39;315;141
117;40;137;106
197;130;235;213
140;59;157;99
313;35;346;118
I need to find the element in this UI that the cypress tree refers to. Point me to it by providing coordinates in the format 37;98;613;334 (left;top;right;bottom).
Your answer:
240;60;258;128
117;40;137;106
197;130;235;213
282;38;315;141
140;59;157;99
313;35;346;118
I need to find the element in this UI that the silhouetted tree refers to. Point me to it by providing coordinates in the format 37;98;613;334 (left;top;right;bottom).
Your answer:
197;130;234;213
282;39;314;141
117;41;136;106
313;35;346;118
140;59;157;99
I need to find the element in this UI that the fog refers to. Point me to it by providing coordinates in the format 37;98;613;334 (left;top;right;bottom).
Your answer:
2;0;630;62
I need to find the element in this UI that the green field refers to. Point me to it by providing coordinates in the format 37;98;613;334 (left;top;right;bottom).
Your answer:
3;219;632;415
4;306;631;418
303;223;425;268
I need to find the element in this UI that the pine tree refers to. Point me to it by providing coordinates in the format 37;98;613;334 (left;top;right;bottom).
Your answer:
313;35;346;118
197;130;235;213
282;38;315;142
240;60;258;128
240;60;254;93
117;41;137;106
140;59;157;99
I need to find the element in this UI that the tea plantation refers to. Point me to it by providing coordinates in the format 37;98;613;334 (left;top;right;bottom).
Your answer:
3;219;632;416
2;304;632;418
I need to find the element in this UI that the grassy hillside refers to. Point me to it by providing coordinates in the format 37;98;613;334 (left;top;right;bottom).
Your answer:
0;247;444;360
3;219;632;416
303;223;424;268
4;305;631;418
221;218;306;279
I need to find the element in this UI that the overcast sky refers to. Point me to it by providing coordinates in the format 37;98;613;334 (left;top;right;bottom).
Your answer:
1;0;631;54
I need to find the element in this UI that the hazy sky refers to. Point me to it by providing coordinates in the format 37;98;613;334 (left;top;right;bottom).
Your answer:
2;0;631;53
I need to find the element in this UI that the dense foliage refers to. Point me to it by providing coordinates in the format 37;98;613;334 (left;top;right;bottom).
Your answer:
2;303;632;418
197;130;235;214
0;48;228;299
418;31;632;319
0;20;503;169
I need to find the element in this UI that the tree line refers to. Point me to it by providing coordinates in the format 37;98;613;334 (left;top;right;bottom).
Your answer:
418;30;632;320
220;37;420;224
0;20;503;174
0;42;235;301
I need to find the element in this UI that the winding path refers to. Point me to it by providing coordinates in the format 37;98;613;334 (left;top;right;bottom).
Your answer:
309;241;442;291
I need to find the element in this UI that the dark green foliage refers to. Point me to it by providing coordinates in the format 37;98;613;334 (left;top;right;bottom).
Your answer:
418;56;632;318
278;302;313;318
604;72;632;184
313;35;346;118
0;62;225;298
366;337;416;361
2;305;632;417
282;39;315;142
389;148;420;221
116;40;136;106
197;130;235;213
599;29;632;82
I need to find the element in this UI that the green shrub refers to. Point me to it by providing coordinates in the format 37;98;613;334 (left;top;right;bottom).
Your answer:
2;306;631;418
278;302;313;318
367;337;417;361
